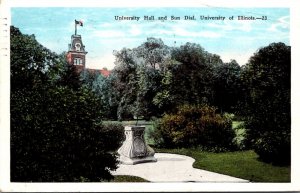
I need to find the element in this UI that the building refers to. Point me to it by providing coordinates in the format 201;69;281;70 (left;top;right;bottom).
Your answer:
66;34;87;71
66;31;110;77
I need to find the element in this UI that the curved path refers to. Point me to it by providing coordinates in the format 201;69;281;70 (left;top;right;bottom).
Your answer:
111;153;249;182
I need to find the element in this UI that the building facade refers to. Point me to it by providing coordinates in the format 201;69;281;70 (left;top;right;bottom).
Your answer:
66;31;110;77
66;34;88;68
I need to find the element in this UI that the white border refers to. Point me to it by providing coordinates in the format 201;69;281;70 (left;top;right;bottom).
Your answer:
5;0;295;8
1;0;300;192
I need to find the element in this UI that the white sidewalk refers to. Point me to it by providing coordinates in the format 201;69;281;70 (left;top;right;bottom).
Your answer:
111;153;249;182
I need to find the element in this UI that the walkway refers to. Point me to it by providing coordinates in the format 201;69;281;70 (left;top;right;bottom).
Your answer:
111;153;249;182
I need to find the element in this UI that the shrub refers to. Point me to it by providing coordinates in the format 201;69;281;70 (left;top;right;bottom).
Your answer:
152;105;236;151
251;130;291;165
11;86;123;182
242;43;291;165
232;122;247;150
100;122;125;150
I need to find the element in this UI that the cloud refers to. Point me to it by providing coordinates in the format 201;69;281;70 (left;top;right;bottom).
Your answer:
141;20;222;38
99;22;115;28
172;27;222;38
92;30;126;38
207;19;254;32
268;15;289;32
129;25;142;36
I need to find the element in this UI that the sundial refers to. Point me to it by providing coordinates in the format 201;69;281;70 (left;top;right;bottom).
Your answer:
118;126;157;165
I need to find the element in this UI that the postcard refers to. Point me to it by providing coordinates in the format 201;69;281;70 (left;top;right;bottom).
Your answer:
0;0;300;192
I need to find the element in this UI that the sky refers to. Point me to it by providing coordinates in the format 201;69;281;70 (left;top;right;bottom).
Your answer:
11;7;289;70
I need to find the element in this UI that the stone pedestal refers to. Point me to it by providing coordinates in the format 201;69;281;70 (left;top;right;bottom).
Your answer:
118;125;157;165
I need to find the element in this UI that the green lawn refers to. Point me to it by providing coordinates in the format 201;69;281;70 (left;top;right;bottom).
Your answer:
156;148;290;182
110;175;148;182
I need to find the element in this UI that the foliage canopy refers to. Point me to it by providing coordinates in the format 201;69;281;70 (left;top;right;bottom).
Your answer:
10;26;123;182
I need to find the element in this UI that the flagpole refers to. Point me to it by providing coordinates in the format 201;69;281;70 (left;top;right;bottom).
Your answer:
75;20;77;35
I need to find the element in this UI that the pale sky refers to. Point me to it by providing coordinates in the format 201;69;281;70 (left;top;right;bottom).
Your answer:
12;7;289;70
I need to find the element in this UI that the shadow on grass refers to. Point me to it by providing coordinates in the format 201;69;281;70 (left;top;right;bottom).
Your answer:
109;175;149;182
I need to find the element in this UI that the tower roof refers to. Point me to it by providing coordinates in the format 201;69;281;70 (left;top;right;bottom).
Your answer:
68;34;87;54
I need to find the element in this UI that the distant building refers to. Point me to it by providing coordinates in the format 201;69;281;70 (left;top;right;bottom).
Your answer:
66;34;87;70
66;32;110;77
87;68;111;77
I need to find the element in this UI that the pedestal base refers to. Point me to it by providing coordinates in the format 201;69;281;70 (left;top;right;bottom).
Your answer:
119;155;157;165
118;125;157;165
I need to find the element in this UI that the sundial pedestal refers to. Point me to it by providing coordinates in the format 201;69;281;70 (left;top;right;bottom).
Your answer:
117;125;157;165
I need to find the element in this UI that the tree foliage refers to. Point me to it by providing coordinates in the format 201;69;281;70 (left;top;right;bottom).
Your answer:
111;39;239;119
112;40;164;120
213;60;242;113
242;42;291;164
11;86;123;181
169;43;216;106
10;26;122;181
10;26;57;91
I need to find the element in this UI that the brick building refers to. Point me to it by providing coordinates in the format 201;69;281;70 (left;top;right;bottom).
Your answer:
66;32;110;77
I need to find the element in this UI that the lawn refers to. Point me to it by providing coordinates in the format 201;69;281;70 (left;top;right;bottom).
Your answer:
105;120;291;182
110;175;148;182
155;148;290;182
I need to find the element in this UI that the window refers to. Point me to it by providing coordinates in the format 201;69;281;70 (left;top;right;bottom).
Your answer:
74;58;83;65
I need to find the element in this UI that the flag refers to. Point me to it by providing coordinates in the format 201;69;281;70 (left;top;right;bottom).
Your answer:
75;20;83;26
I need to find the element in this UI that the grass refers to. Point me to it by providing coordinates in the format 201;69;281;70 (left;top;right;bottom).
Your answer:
110;175;148;182
156;148;291;182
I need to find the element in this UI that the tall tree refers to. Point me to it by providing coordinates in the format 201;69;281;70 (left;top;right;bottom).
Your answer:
213;59;242;113
10;26;122;181
113;38;167;120
242;42;291;164
170;42;216;106
135;37;171;69
113;48;139;120
10;26;56;91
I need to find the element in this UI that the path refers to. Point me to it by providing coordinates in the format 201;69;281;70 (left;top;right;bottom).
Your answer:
111;153;249;182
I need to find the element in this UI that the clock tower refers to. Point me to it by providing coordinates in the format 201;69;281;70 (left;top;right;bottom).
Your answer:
66;34;88;68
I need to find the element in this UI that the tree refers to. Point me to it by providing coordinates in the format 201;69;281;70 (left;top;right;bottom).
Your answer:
169;43;216;106
153;58;179;113
113;39;227;118
113;48;139;120
57;56;82;90
10;26;56;91
82;70;119;120
10;26;122;181
113;39;167;120
242;42;291;164
135;37;171;70
213;60;242;113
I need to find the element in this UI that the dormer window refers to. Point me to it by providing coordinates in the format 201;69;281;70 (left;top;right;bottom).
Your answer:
75;43;81;51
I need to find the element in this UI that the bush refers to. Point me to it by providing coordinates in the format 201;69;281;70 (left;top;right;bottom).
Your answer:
232;122;247;150
252;131;290;165
11;86;123;182
100;122;125;150
242;43;291;165
152;105;236;151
